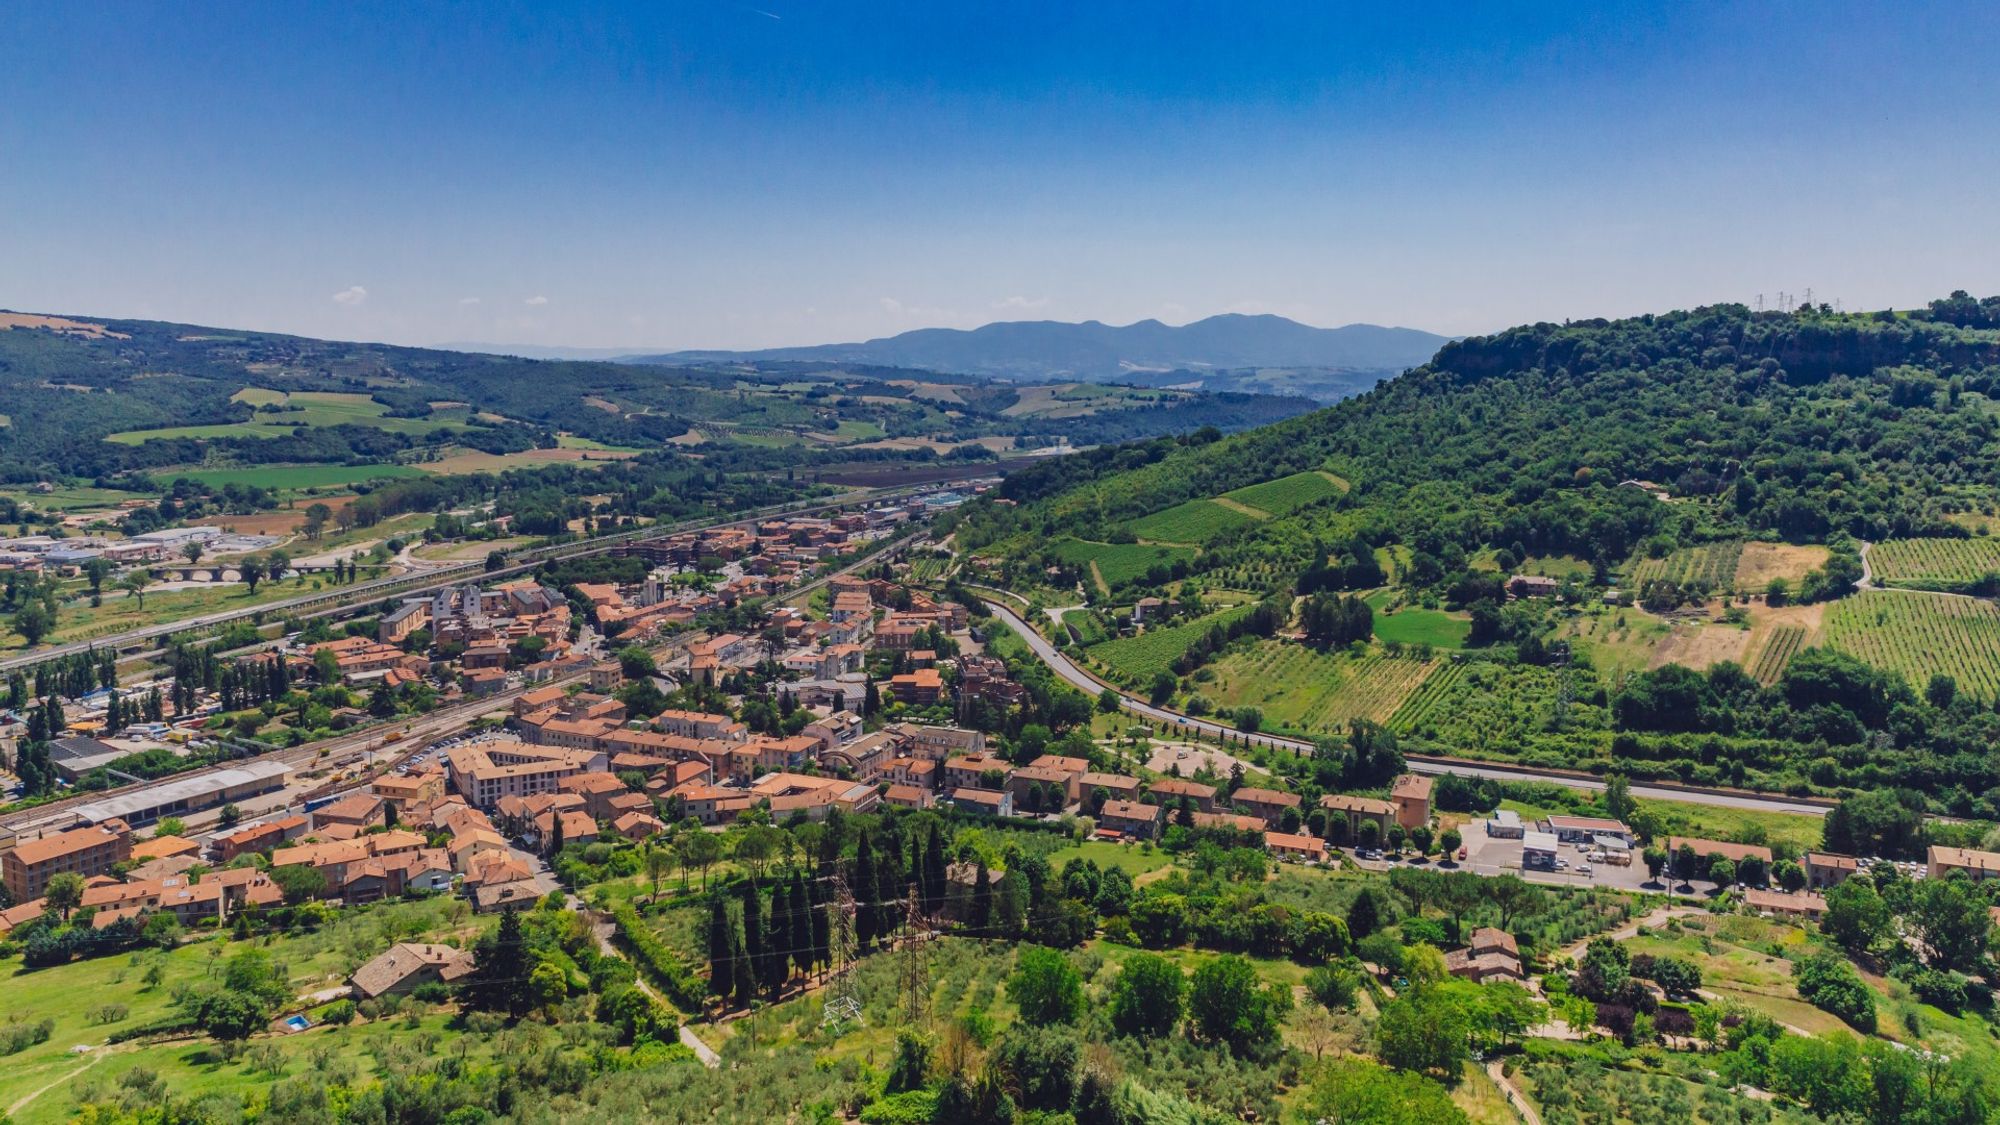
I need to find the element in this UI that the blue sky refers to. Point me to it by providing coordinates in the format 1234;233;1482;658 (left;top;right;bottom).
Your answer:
3;2;1999;349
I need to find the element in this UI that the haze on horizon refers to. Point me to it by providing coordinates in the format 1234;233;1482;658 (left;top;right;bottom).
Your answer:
4;2;2000;352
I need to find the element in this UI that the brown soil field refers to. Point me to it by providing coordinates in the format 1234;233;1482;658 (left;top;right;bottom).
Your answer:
1649;621;1750;670
420;448;638;475
1734;542;1830;591
0;312;128;339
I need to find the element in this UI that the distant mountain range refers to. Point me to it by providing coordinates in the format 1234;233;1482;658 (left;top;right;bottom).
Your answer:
611;315;1452;401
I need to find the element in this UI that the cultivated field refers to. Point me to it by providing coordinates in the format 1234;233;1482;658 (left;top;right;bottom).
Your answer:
1628;540;1743;590
1734;541;1830;591
1749;625;1808;684
166;463;424;491
1204;640;1439;732
1126;498;1259;543
1085;605;1253;681
1048;537;1195;592
1823;590;2000;701
1363;591;1471;648
418;447;639;475
1647;620;1749;670
108;389;474;444
1219;469;1347;517
1868;537;2000;591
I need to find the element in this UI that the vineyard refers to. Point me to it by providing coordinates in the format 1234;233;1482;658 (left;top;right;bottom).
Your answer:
1823;592;2000;702
1059;608;1109;646
1628;540;1744;590
1048;537;1195;590
1219;469;1347;517
1868;537;2000;592
1748;625;1807;684
1202;640;1439;732
1086;605;1254;681
1125;498;1260;543
1389;659;1612;762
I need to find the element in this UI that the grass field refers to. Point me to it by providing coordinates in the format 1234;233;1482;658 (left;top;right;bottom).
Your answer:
1734;541;1830;591
1086;605;1253;681
108;390;474;444
1059;608;1109;646
1218;469;1347;517
1126;499;1260;543
165;463;425;491
1555;607;1674;680
1048;537;1196;591
0;574;326;650
555;433;649;452
0;486;144;513
1204;640;1439;733
1823;590;2000;701
1869;537;2000;591
1363;591;1472;648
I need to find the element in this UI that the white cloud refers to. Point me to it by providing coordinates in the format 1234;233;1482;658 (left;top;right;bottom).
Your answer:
524;295;549;306
879;296;958;321
992;295;1050;312
457;296;481;307
332;286;368;306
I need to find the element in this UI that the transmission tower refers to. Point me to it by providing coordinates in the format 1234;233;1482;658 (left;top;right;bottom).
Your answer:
822;876;862;1030
1551;640;1573;728
898;887;931;1027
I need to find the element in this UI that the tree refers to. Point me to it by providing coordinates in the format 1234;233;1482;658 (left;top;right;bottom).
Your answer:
182;541;204;565
528;961;568;1015
217;804;242;830
1010;945;1083;1025
1485;874;1546;929
1148;671;1176;706
1108;952;1185;1038
1188;953;1290;1055
1346;888;1382;939
1305;963;1361;1011
118;570;152;610
1602;773;1635;822
1908;874;1992;973
1773;858;1806;892
993;1024;1081;1112
239;556;265;593
682;830;722;891
706;896;737;1002
466;909;530;1017
44;872;85;920
733;824;783;883
1097;687;1121;714
1823;876;1891;953
886;1029;931;1095
1375;986;1472;1084
1296;1058;1470;1125
270;864;327;905
12;599;55;647
1642;847;1667;882
644;842;672;899
302;502;332;541
1795;951;1876;1030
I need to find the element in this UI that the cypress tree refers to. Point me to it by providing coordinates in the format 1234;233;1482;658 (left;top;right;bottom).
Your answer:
707;896;736;1002
853;834;880;949
760;883;788;998
971;864;994;933
809;872;831;976
730;897;755;1010
788;869;814;980
740;880;766;997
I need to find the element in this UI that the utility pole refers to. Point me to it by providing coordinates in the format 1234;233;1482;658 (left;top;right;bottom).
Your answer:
822;876;862;1030
898;887;930;1027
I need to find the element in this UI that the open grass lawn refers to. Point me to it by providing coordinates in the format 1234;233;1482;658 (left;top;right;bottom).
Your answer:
0;898;489;1122
1;574;326;650
109;390;474;445
1642;797;1825;853
166;463;426;492
1555;605;1674;680
1363;591;1471;649
555;433;649;452
0;486;148;513
1044;839;1179;879
417;446;639;475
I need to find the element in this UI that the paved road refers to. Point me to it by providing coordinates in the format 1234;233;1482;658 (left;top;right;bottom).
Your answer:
982;600;1831;818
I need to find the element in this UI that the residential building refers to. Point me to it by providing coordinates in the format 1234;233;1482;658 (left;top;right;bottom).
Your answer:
3;819;133;901
1928;845;2000;882
1389;774;1434;830
349;942;475;1000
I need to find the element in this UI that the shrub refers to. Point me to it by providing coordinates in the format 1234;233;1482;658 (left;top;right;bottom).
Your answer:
1795;951;1876;1030
0;1017;55;1055
320;999;356;1025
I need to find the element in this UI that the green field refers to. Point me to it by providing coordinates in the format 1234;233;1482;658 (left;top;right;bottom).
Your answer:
1059;608;1109;646
1126;498;1259;543
1086;604;1253;681
1869;536;2000;591
1219;469;1347;517
1364;591;1472;648
1390;659;1611;762
1048;537;1196;591
165;463;425;491
0;486;144;512
1629;539;1744;590
108;390;473;444
1824;590;2000;701
555;433;648;452
1749;625;1807;684
1204;640;1440;732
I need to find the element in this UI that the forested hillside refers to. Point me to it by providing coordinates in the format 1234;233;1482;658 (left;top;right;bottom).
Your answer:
953;297;2000;814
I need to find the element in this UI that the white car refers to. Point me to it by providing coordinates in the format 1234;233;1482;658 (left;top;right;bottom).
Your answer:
1578;863;1594;875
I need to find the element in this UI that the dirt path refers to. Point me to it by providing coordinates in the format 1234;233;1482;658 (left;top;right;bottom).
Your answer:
587;912;720;1068
1487;1059;1543;1125
1559;904;1706;962
9;1046;115;1117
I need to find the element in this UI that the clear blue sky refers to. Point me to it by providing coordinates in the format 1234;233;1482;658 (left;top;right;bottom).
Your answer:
4;2;1999;349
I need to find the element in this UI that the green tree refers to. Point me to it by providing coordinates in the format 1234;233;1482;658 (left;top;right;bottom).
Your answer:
1908;874;1992;972
12;599;55;647
1108;951;1185;1038
1295;1058;1470;1125
239;556;265;593
1823;877;1890;954
1187;953;1290;1055
44;872;85;920
1009;945;1084;1026
465;909;530;1017
1375;986;1473;1084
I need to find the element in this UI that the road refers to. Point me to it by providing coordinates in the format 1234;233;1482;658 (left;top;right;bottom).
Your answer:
1;483;941;674
981;600;1833;818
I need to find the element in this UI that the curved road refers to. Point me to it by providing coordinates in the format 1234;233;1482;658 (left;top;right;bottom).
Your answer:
982;600;1831;818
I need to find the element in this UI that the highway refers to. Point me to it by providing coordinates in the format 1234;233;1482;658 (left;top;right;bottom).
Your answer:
2;482;945;675
981;600;1833;818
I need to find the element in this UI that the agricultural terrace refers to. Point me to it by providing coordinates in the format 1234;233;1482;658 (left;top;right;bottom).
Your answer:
166;463;426;491
1868;536;2000;592
1125;499;1259;544
1363;591;1471;648
1086;604;1255;681
107;390;474;444
1201;640;1439;733
1823;590;2000;701
1047;537;1195;592
1218;469;1347;517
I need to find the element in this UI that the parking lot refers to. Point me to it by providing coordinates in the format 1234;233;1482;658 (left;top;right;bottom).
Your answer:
1457;819;1656;892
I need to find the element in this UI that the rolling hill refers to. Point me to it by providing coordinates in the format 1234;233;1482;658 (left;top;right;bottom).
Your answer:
634;313;1452;399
